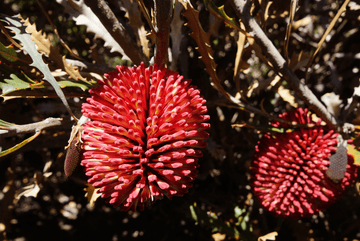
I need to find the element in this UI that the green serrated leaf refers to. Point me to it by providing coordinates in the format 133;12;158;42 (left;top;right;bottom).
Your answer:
204;0;240;30
0;73;44;95
0;41;18;62
1;14;76;119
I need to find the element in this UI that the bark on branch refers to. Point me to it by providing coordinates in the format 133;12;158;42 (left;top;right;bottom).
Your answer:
154;0;172;67
0;118;66;138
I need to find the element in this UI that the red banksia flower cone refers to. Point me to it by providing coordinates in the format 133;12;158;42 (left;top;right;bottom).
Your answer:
80;63;210;211
251;108;358;218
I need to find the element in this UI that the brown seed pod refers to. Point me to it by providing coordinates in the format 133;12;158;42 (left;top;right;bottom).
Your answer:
64;116;88;177
64;132;82;177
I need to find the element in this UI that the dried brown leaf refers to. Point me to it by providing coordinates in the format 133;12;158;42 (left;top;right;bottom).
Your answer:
258;231;278;241
21;17;86;81
212;232;226;241
15;182;40;199
85;184;102;207
260;0;273;29
234;22;248;93
180;0;268;117
179;0;222;93
271;75;298;108
321;92;342;117
292;16;312;30
277;85;298;108
121;0;150;58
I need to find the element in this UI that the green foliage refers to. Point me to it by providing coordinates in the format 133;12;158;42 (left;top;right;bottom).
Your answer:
0;131;41;158
0;73;43;95
190;203;255;240
0;42;18;62
204;0;240;30
1;14;75;118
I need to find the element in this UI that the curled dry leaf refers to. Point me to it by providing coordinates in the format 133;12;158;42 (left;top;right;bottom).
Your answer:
212;233;226;241
84;184;102;208
120;0;150;58
258;231;278;241
179;0;222;94
21;17;86;81
321;92;342;118
271;75;298;108
15;172;41;200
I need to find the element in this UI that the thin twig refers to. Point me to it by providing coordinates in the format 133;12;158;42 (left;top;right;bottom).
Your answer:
284;0;298;64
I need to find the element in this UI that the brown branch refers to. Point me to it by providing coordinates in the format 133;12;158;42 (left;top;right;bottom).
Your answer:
229;0;340;131
83;0;148;65
154;0;172;68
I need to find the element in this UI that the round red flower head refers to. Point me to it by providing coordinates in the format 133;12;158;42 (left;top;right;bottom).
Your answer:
80;63;210;211
251;108;358;218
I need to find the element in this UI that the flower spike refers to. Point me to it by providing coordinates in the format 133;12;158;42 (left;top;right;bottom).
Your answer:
81;63;210;211
251;108;358;218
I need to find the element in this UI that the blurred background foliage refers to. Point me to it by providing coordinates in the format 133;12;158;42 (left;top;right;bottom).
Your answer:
1;0;360;240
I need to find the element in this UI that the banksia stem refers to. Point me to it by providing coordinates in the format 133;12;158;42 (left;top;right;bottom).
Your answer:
80;63;210;211
251;108;358;218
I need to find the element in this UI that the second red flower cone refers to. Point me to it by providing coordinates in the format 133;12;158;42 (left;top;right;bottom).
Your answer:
251;108;358;218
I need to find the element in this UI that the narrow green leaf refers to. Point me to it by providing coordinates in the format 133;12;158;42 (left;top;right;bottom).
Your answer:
1;14;77;120
0;131;41;158
0;119;14;128
189;204;198;223
58;80;93;91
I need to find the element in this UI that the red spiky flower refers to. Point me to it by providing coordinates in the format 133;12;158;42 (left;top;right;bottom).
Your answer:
251;108;358;218
80;63;210;211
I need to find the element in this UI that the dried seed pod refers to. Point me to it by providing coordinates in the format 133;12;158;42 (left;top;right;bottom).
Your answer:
64;116;88;177
64;132;82;177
